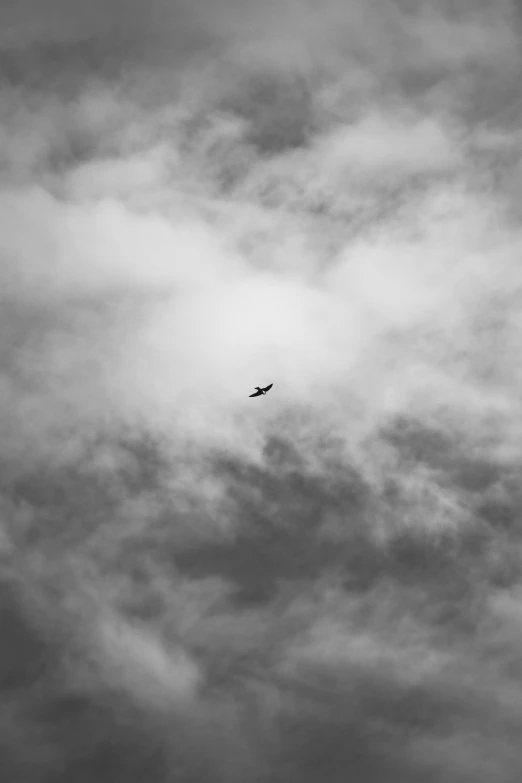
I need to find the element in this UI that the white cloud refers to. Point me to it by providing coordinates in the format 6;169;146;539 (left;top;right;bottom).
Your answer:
315;112;461;175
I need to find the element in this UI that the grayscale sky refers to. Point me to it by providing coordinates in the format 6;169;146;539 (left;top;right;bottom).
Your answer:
2;1;522;781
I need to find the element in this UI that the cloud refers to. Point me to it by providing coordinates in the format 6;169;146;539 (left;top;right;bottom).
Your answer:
2;0;522;781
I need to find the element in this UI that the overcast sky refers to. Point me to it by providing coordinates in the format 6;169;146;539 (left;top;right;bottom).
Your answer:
2;1;522;781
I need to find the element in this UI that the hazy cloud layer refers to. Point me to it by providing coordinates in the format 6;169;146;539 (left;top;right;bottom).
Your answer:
2;0;522;781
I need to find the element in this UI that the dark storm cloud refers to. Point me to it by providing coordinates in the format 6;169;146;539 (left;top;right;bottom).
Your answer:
3;419;522;781
0;0;211;58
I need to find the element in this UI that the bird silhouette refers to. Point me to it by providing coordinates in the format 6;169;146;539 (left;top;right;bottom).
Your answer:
249;383;273;397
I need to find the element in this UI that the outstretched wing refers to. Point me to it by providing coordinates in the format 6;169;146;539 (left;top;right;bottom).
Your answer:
261;383;273;393
249;390;263;397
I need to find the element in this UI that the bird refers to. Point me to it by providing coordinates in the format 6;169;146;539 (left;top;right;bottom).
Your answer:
249;383;273;397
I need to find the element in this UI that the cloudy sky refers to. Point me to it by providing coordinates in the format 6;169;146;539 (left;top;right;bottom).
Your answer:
2;0;522;780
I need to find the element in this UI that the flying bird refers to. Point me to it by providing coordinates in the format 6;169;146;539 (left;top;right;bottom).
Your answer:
249;383;273;397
